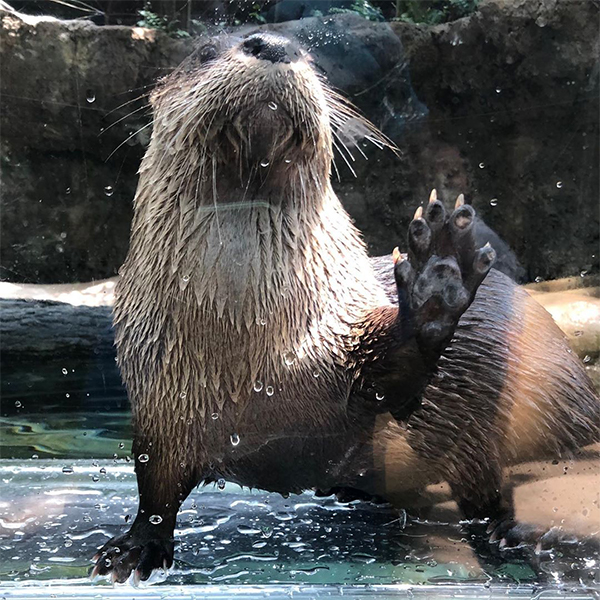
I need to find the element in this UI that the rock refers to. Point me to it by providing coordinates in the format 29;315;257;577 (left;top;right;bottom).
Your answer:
1;1;597;283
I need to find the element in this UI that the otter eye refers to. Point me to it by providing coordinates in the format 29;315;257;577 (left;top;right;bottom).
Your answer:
199;44;218;63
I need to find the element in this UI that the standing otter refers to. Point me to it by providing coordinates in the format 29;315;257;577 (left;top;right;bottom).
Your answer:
92;33;599;583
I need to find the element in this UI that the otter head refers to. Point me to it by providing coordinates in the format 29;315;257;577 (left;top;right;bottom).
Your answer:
149;33;388;203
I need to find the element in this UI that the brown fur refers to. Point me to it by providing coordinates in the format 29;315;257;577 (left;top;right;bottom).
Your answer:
113;34;599;525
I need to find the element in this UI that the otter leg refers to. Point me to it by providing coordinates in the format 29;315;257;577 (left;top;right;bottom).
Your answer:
91;437;201;583
357;192;496;420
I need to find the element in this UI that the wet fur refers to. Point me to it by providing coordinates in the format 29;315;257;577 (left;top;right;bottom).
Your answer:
113;34;599;542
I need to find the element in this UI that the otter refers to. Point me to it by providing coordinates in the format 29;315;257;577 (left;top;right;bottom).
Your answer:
92;33;599;583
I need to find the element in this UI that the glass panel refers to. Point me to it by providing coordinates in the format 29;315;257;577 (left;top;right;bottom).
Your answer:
1;0;598;597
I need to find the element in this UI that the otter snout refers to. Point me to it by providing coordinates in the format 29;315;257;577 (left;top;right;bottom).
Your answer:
241;33;301;64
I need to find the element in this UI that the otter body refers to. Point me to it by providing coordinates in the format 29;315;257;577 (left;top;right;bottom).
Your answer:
94;33;599;583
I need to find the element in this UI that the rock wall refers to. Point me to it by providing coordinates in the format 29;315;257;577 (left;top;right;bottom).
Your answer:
1;0;598;284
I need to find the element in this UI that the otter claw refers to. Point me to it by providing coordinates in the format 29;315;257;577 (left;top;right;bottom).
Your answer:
428;188;437;203
455;193;465;208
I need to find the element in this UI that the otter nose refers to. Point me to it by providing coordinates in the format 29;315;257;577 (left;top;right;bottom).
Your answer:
242;34;293;64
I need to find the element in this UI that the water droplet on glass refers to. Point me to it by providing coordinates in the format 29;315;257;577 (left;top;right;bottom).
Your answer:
104;185;114;197
375;392;385;401
253;381;264;392
313;370;320;378
260;159;270;168
211;412;219;420
556;181;563;188
62;368;68;375
86;90;96;103
119;442;125;449
230;433;240;446
217;478;226;490
138;454;149;463
14;400;22;408
490;198;498;206
179;391;186;399
284;158;292;164
65;393;70;398
182;274;190;283
583;355;591;363
65;187;71;195
91;474;99;482
283;351;296;366
478;162;485;169
62;466;73;474
266;385;274;397
495;87;501;94
268;101;277;111
149;514;163;525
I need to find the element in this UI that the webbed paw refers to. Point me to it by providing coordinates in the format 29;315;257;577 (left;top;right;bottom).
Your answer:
91;523;174;584
394;190;495;355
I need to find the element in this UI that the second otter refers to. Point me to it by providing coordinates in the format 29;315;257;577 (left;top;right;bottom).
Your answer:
93;33;599;582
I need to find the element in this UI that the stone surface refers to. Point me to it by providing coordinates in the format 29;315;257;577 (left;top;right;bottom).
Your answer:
1;1;598;283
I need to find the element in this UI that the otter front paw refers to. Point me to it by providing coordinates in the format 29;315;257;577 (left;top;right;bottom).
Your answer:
394;190;495;355
91;523;174;584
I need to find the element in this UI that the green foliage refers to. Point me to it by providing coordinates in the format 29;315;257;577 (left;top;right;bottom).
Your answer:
137;2;194;38
248;2;267;23
329;0;385;22
394;0;479;25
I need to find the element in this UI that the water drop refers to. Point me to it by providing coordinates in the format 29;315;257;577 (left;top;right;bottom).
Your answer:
65;187;71;194
14;400;22;408
284;158;292;164
62;368;68;375
495;87;501;94
375;392;385;401
268;101;277;111
62;466;73;474
583;355;591;363
478;162;485;169
119;442;125;449
217;478;226;490
211;412;219;420
230;433;240;446
91;475;99;482
138;454;149;463
313;370;320;378
182;274;190;283
580;270;588;277
260;159;270;168
104;185;114;197
65;393;70;398
253;381;264;392
149;514;163;525
179;391;187;399
266;385;274;397
283;351;296;366
556;181;563;188
490;198;498;206
86;90;96;103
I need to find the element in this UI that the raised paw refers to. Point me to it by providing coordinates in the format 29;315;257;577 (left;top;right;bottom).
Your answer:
394;190;496;355
91;524;174;585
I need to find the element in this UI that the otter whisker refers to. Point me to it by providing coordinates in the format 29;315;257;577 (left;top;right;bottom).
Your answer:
332;138;357;178
100;103;152;136
105;120;153;162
